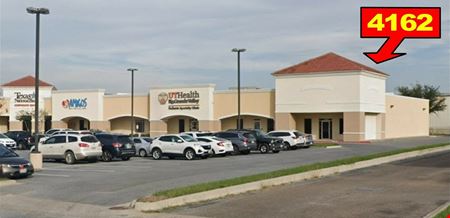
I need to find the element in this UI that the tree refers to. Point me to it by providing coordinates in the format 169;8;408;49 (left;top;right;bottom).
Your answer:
396;83;447;114
15;110;49;132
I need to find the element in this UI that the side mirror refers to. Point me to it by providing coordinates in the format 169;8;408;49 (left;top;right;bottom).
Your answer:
177;139;183;143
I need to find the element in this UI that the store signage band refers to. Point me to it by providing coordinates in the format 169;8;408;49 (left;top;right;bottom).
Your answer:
158;90;200;110
14;92;35;107
62;98;88;109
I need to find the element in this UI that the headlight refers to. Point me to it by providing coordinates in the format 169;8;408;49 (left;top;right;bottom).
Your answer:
1;164;12;168
27;163;32;166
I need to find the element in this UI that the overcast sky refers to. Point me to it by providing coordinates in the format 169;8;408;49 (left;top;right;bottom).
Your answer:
1;0;449;94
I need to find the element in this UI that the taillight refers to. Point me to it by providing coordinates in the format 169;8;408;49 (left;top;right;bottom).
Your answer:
79;143;89;148
217;142;224;147
112;143;122;148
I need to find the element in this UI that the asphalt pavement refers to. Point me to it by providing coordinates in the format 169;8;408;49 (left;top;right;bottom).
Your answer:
170;150;450;218
0;136;448;217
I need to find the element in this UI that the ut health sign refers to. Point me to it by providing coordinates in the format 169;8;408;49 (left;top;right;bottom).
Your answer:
150;85;215;121
62;98;88;109
158;91;200;110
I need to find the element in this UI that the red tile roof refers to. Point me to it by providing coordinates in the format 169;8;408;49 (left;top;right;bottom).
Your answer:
2;75;54;87
272;52;388;76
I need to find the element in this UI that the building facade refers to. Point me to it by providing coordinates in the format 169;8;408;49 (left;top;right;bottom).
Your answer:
0;53;430;141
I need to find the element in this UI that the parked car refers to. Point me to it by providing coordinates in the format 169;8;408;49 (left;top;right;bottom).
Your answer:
181;131;214;138
213;131;256;155
94;133;135;161
150;134;211;160
44;128;72;137
0;144;34;178
132;137;152;157
38;134;102;164
0;133;17;149
226;129;283;154
196;136;234;156
267;130;306;149
5;131;32;150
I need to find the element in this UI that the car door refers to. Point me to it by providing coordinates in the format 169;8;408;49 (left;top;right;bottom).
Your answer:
40;136;56;158
156;136;172;153
67;136;79;154
170;136;184;154
133;138;142;152
52;135;68;158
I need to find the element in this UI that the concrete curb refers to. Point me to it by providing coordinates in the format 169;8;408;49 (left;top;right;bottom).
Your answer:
134;144;450;212
423;201;450;218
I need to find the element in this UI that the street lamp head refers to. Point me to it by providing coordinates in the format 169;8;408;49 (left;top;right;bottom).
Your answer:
127;68;138;72
27;7;50;14
232;48;246;53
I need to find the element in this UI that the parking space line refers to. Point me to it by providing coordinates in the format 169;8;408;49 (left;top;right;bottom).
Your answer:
34;173;71;178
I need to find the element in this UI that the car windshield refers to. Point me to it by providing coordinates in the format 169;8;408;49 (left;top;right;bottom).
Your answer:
294;132;304;137
0;133;8;139
0;145;18;157
143;138;153;143
180;135;197;142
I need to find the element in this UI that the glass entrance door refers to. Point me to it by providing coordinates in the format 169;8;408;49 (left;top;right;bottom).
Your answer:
320;119;332;139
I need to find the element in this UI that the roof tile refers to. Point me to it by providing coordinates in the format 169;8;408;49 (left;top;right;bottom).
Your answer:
272;52;388;76
2;75;54;87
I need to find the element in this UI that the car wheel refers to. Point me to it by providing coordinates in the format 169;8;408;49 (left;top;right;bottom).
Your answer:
64;151;76;165
232;144;239;155
121;156;130;161
18;142;25;150
102;150;112;162
259;144;269;154
283;142;290;151
139;149;147;157
152;148;162;160
184;148;196;160
240;150;251;155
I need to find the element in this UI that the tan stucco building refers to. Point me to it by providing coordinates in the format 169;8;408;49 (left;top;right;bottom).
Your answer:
0;53;430;141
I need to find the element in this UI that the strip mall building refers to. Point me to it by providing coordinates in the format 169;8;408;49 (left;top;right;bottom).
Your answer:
0;53;430;141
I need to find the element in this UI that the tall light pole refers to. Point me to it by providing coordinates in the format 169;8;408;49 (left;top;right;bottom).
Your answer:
231;48;246;129
127;68;138;137
27;7;49;153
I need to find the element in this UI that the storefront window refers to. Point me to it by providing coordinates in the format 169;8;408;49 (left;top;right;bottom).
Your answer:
254;119;261;130
135;119;145;133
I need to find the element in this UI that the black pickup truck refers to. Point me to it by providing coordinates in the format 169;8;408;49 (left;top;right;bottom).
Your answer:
227;129;283;154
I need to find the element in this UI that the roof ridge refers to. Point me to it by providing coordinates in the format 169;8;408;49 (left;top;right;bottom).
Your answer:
2;75;54;87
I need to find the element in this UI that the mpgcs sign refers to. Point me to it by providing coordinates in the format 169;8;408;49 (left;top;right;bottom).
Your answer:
62;98;87;109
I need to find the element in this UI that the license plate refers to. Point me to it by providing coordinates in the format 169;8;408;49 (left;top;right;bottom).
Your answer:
19;166;27;174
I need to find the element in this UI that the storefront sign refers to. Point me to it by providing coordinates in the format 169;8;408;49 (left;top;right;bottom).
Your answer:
159;91;200;110
62;98;88;109
13;92;35;107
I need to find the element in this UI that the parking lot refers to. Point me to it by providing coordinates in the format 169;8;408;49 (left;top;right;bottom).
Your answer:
0;136;449;216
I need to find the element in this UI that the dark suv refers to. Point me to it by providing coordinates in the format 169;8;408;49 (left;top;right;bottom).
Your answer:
227;129;283;154
94;133;136;161
213;131;257;155
5;131;32;150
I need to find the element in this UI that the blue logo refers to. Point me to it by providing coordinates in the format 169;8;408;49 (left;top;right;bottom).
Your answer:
62;98;87;109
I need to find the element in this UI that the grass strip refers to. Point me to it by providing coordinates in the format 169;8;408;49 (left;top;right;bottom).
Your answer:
434;205;450;218
151;142;449;199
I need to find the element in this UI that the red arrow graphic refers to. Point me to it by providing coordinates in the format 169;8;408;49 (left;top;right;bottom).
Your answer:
363;36;406;64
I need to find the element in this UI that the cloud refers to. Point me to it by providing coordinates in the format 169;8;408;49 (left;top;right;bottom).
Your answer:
1;0;449;93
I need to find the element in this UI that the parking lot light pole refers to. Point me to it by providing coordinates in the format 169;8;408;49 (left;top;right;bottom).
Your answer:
27;7;49;153
127;68;138;137
231;48;246;129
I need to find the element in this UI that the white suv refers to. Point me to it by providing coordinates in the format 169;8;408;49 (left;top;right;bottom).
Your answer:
181;131;213;138
150;134;211;160
39;134;102;164
268;130;312;149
